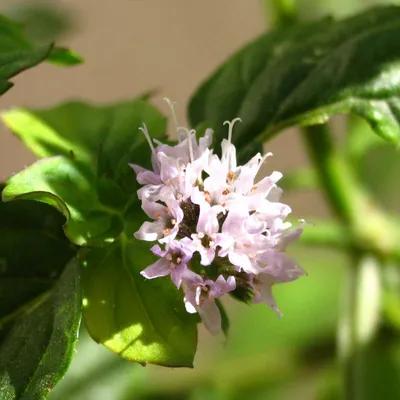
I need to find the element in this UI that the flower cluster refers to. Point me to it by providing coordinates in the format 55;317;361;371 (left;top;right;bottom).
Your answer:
130;101;306;335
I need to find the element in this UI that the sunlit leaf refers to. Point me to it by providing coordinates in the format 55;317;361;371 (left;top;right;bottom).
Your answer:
81;239;198;367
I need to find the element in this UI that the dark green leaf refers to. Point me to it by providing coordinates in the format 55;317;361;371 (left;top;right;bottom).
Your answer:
0;258;82;399
0;14;80;96
81;239;198;367
215;299;229;337
0;14;51;95
189;6;400;162
0;183;76;342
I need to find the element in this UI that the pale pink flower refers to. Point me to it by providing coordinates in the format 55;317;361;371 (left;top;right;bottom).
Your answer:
131;98;307;335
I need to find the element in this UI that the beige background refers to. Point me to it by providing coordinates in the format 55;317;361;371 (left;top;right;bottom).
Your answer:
0;0;327;217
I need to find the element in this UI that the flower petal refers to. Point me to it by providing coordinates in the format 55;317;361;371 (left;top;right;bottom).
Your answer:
141;259;171;279
198;299;222;335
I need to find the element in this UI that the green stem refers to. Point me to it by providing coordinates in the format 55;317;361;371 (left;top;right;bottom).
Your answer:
301;124;362;225
302;124;384;400
302;125;398;257
338;254;381;400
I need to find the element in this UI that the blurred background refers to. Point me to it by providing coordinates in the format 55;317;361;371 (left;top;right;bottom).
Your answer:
1;0;400;399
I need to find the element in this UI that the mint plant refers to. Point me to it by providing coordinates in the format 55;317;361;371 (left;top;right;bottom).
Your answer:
2;3;400;399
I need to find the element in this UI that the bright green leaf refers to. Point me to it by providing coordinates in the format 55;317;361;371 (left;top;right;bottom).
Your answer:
1;156;121;246
81;239;198;367
47;47;84;66
189;6;400;162
0;258;82;399
2;99;166;187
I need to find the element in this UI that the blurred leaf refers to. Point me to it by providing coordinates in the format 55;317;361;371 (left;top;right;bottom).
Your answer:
279;167;318;191
0;14;52;95
81;240;198;367
47;47;84;66
0;258;82;399
0;183;76;342
221;247;346;360
346;115;385;164
297;0;400;21
0;13;80;97
5;1;75;42
189;6;400;163
351;117;400;212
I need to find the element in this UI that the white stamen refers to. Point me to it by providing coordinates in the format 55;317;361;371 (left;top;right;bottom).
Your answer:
189;129;196;163
177;126;194;161
163;97;179;134
198;232;204;239
139;123;156;157
223;117;242;144
166;254;173;261
256;152;273;174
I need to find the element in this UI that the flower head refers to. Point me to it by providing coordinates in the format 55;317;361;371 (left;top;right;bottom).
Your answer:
131;98;306;335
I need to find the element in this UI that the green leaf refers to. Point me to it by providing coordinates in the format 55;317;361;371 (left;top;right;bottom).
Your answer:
0;14;51;95
81;239;198;367
189;6;400;162
0;258;82;399
4;1;75;42
215;299;229;337
2;99;166;181
1;156;122;246
47;47;84;66
0;184;76;342
0;14;80;96
1;100;167;245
